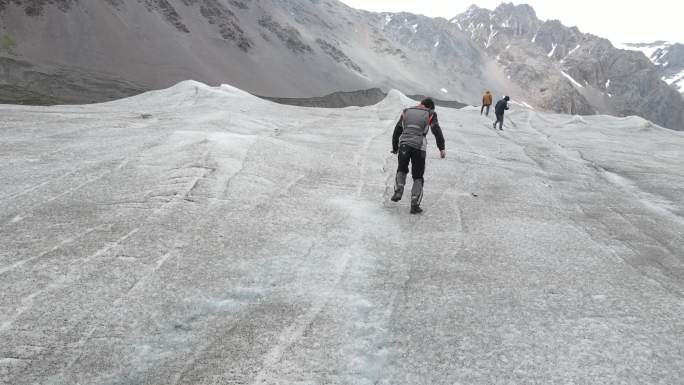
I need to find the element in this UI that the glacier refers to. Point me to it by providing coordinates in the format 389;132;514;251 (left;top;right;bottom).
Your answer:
1;81;684;384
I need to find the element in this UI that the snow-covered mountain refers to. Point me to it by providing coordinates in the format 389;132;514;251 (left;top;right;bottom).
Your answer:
2;81;684;384
0;0;683;130
452;4;684;130
617;41;684;94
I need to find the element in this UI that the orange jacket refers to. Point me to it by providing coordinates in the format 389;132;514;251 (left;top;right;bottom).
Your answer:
482;92;493;106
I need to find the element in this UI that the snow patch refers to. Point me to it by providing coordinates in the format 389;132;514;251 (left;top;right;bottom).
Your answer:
531;28;540;43
561;70;584;88
485;25;498;48
434;40;440;48
548;43;557;58
605;79;611;89
411;24;418;33
568;44;581;56
384;15;392;25
440;88;449;94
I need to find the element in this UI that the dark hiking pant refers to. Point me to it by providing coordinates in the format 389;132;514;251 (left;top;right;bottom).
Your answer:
481;104;490;116
397;144;425;180
494;113;504;129
395;144;426;205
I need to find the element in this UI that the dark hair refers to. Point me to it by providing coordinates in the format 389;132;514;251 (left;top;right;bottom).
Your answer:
504;96;510;101
421;98;435;110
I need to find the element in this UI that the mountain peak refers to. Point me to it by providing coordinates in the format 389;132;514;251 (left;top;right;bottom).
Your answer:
494;2;538;19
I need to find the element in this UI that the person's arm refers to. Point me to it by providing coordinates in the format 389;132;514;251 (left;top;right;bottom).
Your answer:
392;114;404;153
429;113;446;158
505;102;510;110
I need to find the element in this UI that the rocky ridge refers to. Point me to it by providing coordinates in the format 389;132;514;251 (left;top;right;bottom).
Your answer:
452;3;684;129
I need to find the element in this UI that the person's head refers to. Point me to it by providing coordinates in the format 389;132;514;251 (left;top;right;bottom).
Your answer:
504;96;510;101
421;98;435;110
486;90;491;94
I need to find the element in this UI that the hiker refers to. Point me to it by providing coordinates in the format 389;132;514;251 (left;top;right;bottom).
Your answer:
391;98;446;214
493;96;510;130
481;90;493;116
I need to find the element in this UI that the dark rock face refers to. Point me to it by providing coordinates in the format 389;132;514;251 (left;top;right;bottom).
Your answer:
191;0;252;51
258;88;387;108
316;39;363;74
0;56;147;104
142;0;189;33
0;0;75;14
1;0;253;51
258;88;467;109
258;15;312;54
406;94;468;109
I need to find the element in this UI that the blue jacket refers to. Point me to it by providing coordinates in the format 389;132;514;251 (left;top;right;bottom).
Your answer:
495;99;509;115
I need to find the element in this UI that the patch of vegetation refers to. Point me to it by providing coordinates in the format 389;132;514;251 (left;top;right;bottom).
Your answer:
1;34;17;53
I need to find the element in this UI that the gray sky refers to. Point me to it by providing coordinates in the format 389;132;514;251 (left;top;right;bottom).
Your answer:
338;0;684;44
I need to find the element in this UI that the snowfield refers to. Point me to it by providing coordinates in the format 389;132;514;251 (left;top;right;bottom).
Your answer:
1;81;684;384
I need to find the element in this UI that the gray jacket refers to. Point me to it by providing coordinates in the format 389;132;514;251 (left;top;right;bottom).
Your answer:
392;106;445;152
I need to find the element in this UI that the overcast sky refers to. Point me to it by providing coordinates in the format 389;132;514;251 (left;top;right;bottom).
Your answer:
338;0;684;44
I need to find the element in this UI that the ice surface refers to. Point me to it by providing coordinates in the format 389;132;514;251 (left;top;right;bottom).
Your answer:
1;82;684;384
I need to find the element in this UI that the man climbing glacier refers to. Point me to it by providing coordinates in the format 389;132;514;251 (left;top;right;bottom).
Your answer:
391;98;446;214
493;95;510;130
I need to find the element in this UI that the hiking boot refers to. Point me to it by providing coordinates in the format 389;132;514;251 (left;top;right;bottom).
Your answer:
410;204;423;214
391;189;403;202
392;172;407;202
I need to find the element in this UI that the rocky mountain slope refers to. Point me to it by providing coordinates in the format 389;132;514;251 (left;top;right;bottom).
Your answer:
452;4;684;130
618;41;684;94
0;0;506;104
0;0;682;129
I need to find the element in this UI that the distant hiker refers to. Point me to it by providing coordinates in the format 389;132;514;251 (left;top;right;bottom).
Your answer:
391;98;446;214
481;90;493;116
493;96;510;130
